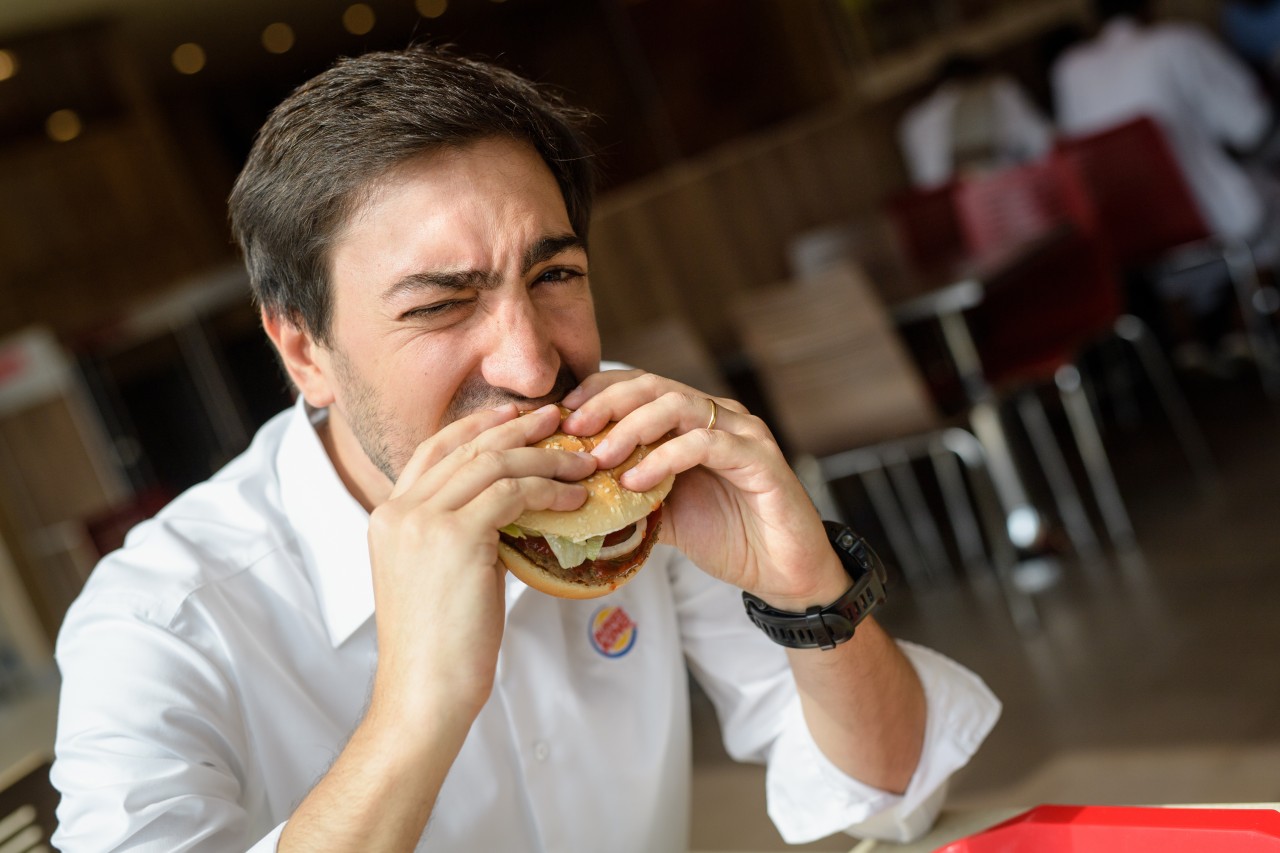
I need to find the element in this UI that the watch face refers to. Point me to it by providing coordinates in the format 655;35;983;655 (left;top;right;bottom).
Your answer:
825;521;884;582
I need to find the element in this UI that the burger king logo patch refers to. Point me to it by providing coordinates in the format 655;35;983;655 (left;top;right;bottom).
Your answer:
589;606;637;658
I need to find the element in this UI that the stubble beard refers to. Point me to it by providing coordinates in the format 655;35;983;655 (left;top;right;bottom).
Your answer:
330;346;580;484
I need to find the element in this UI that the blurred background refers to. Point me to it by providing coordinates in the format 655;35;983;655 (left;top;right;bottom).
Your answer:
3;0;1280;849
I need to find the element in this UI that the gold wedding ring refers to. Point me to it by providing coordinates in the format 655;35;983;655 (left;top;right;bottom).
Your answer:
705;398;719;431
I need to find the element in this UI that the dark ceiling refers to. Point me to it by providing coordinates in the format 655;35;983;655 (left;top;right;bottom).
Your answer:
0;0;835;190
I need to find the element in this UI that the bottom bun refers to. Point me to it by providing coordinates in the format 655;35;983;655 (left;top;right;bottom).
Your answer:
498;542;648;600
496;517;665;596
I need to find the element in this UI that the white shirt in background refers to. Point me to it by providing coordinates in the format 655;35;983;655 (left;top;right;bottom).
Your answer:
1052;16;1273;242
899;75;1054;188
51;395;1001;852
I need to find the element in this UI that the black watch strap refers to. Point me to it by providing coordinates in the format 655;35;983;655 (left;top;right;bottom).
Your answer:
742;521;888;650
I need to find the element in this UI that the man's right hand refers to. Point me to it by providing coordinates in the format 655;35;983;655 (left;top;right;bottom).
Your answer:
280;402;593;852
365;401;594;724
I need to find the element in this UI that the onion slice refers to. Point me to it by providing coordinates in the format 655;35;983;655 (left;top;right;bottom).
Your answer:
595;517;647;560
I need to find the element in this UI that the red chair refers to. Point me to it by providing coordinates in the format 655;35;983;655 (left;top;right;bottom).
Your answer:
954;158;1120;387
883;182;967;273
951;156;1213;554
1055;116;1280;395
882;183;979;413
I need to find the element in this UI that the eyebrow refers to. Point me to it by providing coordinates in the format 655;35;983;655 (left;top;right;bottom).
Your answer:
381;233;585;303
521;233;584;275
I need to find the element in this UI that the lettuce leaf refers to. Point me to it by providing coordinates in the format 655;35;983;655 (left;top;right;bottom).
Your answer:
544;533;605;569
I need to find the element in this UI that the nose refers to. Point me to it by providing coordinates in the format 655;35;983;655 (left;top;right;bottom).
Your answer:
479;292;561;401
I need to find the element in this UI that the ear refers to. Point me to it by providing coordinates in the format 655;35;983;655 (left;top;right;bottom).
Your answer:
261;308;336;409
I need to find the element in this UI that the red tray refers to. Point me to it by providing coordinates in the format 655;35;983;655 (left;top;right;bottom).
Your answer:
937;805;1280;852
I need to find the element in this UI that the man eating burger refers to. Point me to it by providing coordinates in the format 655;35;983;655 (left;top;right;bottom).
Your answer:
50;46;1001;852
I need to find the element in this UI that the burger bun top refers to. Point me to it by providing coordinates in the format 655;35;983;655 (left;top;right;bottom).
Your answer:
512;419;674;540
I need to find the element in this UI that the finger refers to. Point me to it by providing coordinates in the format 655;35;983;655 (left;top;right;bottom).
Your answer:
391;403;564;500
563;371;749;439
461;475;591;535
618;427;776;493
423;446;597;512
560;367;646;411
589;390;757;470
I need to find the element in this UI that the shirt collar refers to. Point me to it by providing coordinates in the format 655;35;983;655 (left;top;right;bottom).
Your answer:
275;397;534;647
277;397;376;647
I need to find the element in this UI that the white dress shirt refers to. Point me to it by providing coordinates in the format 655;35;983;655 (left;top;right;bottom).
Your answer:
1053;17;1273;242
51;395;1000;852
898;75;1054;188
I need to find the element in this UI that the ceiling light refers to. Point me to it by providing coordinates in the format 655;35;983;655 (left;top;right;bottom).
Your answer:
262;23;295;54
0;50;17;82
415;0;448;18
172;42;207;75
343;4;376;35
46;109;82;142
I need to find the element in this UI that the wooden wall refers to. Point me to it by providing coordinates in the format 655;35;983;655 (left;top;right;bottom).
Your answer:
588;98;909;358
0;24;228;341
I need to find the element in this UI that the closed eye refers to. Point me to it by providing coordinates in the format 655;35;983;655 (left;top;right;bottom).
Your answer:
401;298;474;320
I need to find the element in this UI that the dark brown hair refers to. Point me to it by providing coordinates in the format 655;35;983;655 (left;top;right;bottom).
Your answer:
228;45;596;344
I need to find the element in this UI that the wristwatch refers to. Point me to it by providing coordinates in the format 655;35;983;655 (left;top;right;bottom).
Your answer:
741;521;888;650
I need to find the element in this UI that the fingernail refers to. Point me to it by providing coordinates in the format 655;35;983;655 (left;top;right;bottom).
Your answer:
590;438;610;459
562;387;583;407
619;469;640;489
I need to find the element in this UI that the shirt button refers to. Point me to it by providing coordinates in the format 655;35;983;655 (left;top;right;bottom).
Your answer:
533;741;550;762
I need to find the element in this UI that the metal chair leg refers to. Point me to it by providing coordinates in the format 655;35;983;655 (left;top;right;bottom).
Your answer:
1222;239;1280;397
966;401;1044;550
1015;390;1103;562
1100;336;1141;430
793;453;844;522
860;462;931;588
1113;314;1218;491
939;428;1040;635
883;445;952;582
929;440;987;579
1056;364;1137;550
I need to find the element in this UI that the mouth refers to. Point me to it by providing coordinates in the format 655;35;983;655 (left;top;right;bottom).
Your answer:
443;366;580;424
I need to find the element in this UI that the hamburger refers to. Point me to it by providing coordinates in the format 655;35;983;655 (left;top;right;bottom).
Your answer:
498;410;675;599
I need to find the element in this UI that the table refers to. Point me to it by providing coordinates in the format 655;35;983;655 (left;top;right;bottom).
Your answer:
848;803;1280;852
690;804;1280;853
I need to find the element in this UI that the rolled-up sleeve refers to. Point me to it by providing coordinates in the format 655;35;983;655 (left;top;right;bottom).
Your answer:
671;555;1000;845
765;642;1001;844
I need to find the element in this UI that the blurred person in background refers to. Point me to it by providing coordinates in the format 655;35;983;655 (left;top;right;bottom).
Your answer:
1053;0;1280;362
48;46;1000;852
898;52;1054;189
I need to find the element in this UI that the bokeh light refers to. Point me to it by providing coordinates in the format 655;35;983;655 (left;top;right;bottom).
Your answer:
343;4;376;35
415;0;448;18
0;50;18;82
45;109;82;142
262;23;295;54
171;42;207;75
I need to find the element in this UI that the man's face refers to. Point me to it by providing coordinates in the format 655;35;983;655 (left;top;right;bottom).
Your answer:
317;136;600;486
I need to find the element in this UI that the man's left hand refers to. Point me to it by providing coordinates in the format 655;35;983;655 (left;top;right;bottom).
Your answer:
560;369;847;610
